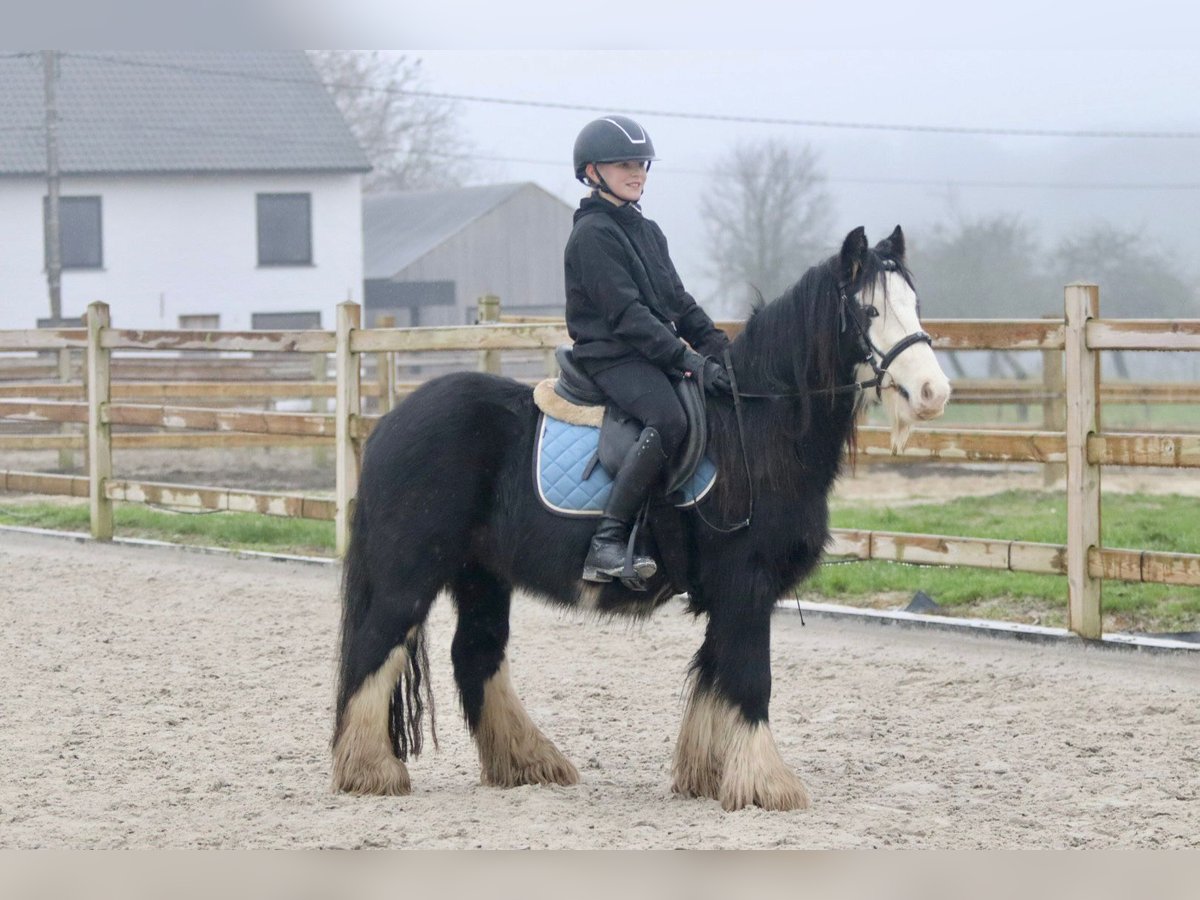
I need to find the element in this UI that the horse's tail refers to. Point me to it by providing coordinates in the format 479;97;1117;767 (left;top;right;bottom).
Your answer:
333;499;438;761
390;623;437;760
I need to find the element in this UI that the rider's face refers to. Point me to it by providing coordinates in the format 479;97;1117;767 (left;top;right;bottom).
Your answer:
590;159;649;203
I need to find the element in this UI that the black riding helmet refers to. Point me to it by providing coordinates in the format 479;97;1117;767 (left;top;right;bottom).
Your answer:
573;115;658;188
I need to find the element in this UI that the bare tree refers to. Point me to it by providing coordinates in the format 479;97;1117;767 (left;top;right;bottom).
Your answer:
308;51;475;193
910;213;1053;319
701;139;831;314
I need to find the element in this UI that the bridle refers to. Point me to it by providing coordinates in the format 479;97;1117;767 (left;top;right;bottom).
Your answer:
835;268;933;401
697;262;933;534
729;264;933;401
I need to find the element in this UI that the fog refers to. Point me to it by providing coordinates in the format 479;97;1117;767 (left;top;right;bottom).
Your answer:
397;45;1200;321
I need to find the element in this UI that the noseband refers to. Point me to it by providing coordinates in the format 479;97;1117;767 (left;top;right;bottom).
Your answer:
837;273;933;400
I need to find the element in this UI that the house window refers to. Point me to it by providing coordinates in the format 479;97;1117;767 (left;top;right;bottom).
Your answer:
256;193;312;266
251;311;322;330
178;314;220;330
44;195;103;269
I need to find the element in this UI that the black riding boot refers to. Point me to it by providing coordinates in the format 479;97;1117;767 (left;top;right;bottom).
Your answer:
582;426;667;587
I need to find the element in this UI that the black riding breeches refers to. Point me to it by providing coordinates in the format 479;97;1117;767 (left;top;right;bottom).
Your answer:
587;358;686;459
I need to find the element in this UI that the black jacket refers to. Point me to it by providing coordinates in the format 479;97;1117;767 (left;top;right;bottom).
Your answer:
564;195;729;373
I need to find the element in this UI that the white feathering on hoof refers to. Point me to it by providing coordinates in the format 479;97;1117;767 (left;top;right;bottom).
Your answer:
672;684;725;800
331;644;412;796
672;681;810;811
475;660;580;788
718;720;811;812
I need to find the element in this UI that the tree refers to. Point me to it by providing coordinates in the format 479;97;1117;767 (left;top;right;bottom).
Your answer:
308;51;475;193
1050;223;1197;319
908;214;1056;379
908;213;1054;320
701;139;831;315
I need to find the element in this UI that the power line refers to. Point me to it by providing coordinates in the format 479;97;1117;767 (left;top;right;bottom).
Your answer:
37;53;1200;191
422;149;1200;191
61;50;1200;142
35;119;1200;192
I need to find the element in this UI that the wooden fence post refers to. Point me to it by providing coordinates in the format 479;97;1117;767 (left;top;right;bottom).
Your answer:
477;294;501;374
86;301;113;540
57;346;75;471
335;302;361;558
1064;283;1101;639
311;351;329;468
377;313;397;412
1042;313;1066;487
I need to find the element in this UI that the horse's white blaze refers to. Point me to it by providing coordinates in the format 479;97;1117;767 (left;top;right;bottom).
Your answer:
673;683;810;811
331;644;412;795
475;659;580;788
862;270;951;451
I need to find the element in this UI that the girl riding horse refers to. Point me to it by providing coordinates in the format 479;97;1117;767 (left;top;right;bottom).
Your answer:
566;115;732;588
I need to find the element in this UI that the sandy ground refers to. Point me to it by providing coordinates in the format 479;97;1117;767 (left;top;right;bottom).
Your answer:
1;529;1197;849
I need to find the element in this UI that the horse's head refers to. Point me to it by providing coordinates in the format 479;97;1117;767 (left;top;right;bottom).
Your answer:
838;226;951;452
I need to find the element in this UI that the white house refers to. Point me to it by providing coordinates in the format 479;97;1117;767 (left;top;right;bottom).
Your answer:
0;51;369;332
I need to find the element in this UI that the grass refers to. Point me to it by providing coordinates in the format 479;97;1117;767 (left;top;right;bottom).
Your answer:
0;501;334;556
817;489;1200;634
2;489;1197;635
867;401;1200;430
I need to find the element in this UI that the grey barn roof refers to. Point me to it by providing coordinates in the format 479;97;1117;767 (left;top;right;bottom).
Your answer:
363;183;532;279
0;51;369;176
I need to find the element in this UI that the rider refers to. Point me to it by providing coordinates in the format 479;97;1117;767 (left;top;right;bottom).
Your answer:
564;115;732;587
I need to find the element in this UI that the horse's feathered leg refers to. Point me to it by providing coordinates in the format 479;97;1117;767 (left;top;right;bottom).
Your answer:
331;508;444;795
672;580;810;811
451;563;579;788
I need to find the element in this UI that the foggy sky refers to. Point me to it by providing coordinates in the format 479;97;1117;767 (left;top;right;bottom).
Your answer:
15;1;1195;316
403;45;1200;316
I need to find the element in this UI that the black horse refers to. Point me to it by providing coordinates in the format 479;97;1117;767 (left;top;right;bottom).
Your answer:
332;226;950;810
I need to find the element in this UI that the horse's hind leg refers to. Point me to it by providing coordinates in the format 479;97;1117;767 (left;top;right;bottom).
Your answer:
332;578;437;796
673;588;810;811
451;563;579;788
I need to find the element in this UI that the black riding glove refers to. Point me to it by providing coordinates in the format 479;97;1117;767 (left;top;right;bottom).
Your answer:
679;347;732;396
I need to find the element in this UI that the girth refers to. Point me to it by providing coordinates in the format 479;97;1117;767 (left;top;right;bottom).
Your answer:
552;345;707;497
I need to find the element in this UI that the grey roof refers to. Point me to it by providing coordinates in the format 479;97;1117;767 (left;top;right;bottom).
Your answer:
0;51;369;176
363;183;531;279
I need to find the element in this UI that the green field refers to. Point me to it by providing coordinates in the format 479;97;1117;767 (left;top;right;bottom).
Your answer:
820;489;1200;634
2;490;1197;635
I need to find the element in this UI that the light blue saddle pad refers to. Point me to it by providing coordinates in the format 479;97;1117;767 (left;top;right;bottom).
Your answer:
535;414;717;518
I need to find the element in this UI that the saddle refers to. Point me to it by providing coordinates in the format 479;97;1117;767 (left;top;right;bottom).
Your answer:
540;345;708;497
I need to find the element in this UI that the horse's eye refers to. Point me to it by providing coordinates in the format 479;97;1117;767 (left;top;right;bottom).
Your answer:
865;306;880;319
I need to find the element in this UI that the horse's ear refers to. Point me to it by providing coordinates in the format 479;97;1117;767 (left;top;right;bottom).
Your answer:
840;226;868;284
875;225;906;262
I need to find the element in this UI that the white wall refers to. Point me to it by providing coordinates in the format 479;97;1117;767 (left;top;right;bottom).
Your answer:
394;184;572;326
0;172;363;331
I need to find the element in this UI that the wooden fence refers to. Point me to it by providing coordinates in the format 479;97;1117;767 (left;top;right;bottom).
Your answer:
2;284;1199;640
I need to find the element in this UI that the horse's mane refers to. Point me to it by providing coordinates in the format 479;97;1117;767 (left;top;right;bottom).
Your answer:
704;247;911;518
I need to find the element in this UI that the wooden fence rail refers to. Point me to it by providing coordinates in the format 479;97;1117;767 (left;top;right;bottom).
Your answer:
3;285;1199;640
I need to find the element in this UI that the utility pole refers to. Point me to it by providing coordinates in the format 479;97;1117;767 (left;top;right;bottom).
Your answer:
44;49;62;321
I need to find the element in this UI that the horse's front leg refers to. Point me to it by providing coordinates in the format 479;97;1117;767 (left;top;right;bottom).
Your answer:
672;592;810;811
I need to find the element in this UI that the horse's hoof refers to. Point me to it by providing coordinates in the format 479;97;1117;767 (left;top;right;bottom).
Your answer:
332;752;412;796
484;755;580;788
719;769;811;812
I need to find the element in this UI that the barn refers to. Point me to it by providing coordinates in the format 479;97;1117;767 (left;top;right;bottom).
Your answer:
362;182;574;327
